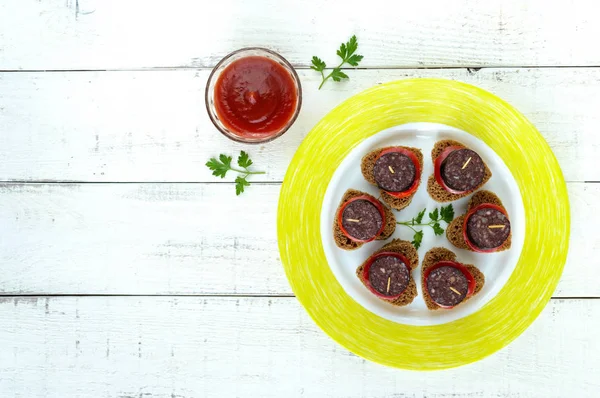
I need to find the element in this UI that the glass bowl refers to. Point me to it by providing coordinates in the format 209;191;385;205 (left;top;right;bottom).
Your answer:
205;47;302;144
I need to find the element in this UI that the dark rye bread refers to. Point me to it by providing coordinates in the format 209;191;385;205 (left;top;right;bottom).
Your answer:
356;239;419;306
427;140;492;202
333;189;396;250
421;247;485;310
446;190;512;252
360;146;424;211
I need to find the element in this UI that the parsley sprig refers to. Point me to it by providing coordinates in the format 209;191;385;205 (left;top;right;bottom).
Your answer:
206;151;265;196
311;35;364;89
397;205;455;249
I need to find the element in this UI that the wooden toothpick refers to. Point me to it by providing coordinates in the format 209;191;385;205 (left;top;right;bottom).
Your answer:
461;157;472;169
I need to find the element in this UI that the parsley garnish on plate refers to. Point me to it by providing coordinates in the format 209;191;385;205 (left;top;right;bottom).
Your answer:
206;151;265;196
311;35;364;89
397;204;455;249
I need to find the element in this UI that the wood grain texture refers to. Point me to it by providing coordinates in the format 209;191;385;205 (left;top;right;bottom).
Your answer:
0;183;283;296
0;182;594;296
0;68;598;182
0;0;595;390
1;0;599;70
0;296;597;397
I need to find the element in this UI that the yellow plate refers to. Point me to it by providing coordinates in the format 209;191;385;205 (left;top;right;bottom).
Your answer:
277;79;569;370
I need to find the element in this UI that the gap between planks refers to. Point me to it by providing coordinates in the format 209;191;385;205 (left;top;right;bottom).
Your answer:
0;181;598;184
0;181;284;185
2;65;600;73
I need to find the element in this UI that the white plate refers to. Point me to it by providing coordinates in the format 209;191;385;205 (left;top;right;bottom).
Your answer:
320;122;525;326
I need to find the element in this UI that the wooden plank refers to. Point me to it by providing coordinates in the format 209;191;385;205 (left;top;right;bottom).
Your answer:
0;182;593;296
0;296;597;397
0;68;598;183
1;0;599;70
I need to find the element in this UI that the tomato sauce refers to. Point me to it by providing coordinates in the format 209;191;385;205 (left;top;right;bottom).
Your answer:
214;56;298;138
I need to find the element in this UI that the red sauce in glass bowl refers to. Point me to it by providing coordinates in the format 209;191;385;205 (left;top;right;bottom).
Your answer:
213;55;299;140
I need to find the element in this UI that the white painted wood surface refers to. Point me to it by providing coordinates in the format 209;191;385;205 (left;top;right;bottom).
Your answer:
0;182;596;297
1;0;598;396
0;297;598;397
1;0;600;69
1;68;598;182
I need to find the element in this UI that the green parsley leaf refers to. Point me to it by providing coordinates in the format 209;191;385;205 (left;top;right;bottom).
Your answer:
397;205;455;248
432;223;444;236
414;208;426;224
310;56;326;72
218;154;232;168
429;208;439;221
411;230;424;249
336;42;347;60
237;150;252;168
440;204;455;223
206;151;265;196
311;35;363;89
330;68;349;82
206;157;230;178
345;35;358;57
346;54;364;66
235;176;250;196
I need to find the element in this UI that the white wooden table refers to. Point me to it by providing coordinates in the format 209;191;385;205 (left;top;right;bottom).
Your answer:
1;1;599;397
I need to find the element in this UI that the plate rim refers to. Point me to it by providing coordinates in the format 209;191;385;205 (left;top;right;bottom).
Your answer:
277;78;570;370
